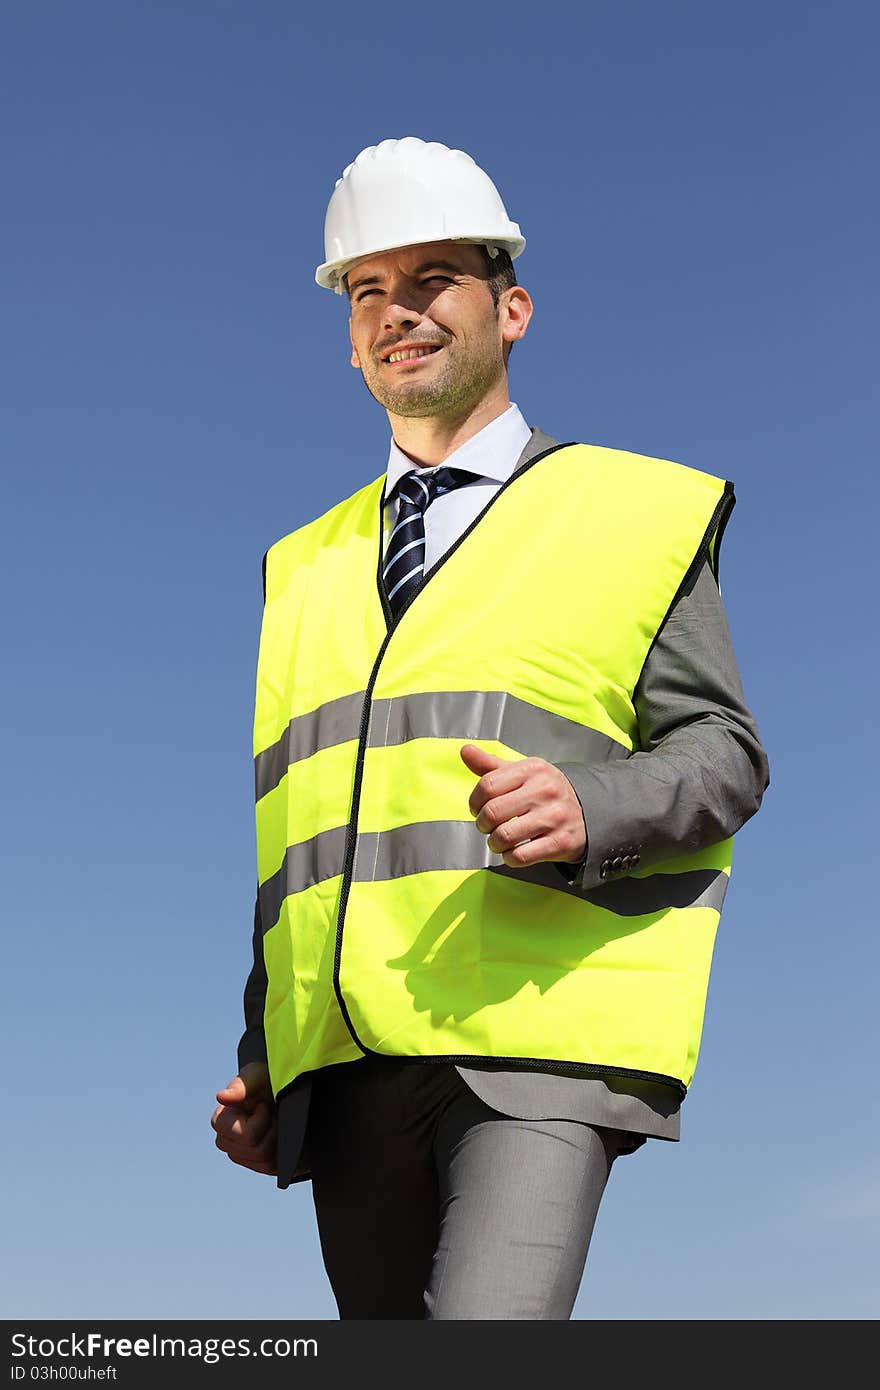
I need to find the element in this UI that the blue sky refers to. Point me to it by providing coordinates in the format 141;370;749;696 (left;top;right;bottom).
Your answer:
3;2;877;1320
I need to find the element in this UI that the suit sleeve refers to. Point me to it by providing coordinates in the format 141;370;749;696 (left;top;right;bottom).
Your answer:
237;553;271;1073
236;894;269;1070
554;556;770;893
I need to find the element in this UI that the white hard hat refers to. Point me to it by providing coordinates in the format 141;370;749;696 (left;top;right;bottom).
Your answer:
315;136;526;294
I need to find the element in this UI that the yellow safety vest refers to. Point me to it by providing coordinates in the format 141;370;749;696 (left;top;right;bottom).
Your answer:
253;442;735;1106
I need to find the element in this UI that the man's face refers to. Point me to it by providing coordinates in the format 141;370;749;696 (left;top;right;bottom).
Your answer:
346;240;515;419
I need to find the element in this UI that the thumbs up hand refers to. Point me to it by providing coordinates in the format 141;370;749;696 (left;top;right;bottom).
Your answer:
460;744;587;869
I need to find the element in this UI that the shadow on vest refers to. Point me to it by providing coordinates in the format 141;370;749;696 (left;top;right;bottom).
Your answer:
384;866;663;1026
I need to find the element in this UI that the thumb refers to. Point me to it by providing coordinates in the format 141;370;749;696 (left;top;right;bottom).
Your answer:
217;1061;273;1107
215;1074;247;1105
460;742;504;774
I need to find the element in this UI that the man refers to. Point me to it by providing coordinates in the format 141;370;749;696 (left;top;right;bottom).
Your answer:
211;136;769;1320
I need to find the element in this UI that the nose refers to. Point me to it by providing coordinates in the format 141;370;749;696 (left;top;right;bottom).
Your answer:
383;300;425;333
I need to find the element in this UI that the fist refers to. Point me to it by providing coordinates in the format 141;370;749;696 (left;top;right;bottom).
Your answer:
211;1062;278;1176
460;744;587;869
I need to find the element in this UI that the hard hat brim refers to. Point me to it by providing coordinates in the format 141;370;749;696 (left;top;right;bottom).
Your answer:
315;233;526;294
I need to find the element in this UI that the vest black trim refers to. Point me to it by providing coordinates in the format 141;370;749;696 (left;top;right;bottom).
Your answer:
274;1055;688;1109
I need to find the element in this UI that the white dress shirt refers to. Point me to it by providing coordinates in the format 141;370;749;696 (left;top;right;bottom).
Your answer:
382;403;533;572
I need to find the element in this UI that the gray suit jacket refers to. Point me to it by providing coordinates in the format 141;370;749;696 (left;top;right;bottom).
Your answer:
238;427;770;1187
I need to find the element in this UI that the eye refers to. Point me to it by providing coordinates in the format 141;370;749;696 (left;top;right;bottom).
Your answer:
424;275;452;285
355;288;381;302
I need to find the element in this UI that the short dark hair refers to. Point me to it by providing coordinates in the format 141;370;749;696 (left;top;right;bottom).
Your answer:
480;246;518;366
480;245;517;308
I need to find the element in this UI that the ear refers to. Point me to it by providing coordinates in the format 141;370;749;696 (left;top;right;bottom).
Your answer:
500;286;533;349
349;319;361;369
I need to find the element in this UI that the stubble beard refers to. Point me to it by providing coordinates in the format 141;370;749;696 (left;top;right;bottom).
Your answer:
360;337;504;419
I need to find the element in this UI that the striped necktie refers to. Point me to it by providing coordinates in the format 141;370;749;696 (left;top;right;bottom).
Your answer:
383;465;472;619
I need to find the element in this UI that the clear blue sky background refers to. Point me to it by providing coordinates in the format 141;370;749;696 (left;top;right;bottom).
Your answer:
3;2;877;1321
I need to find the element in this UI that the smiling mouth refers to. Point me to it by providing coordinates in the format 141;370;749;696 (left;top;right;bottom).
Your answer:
383;345;444;366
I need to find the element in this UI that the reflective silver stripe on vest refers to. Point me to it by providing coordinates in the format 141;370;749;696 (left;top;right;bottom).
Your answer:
255;689;629;802
255;691;367;804
259;817;728;934
258;825;349;934
352;821;728;914
368;691;628;764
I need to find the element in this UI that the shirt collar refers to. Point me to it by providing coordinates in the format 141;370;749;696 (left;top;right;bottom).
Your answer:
383;403;533;503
